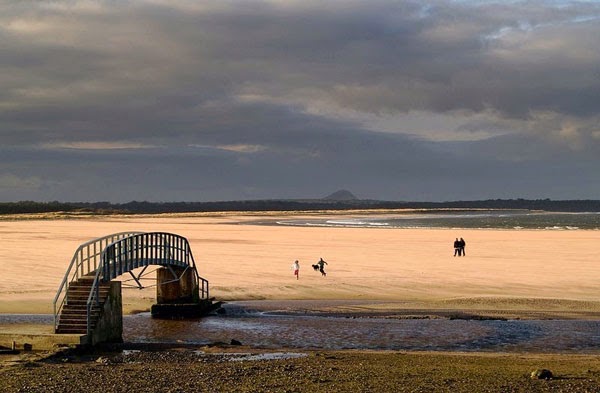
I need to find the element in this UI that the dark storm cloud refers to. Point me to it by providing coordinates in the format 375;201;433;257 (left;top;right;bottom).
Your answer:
1;1;599;201
2;1;600;137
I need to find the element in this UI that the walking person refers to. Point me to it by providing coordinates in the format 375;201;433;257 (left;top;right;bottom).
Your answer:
316;257;328;276
292;260;300;280
459;238;466;256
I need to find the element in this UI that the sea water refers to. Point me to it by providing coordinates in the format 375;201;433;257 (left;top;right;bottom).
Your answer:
269;211;600;230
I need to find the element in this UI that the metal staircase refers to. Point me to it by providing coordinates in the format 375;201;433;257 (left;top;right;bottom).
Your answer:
54;232;210;337
55;275;110;334
53;232;143;335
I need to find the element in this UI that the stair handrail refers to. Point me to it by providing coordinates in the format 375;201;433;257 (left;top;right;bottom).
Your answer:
84;232;210;336
53;231;145;332
86;260;106;336
187;241;210;300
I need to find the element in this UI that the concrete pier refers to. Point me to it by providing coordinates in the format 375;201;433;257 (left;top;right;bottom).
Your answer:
89;281;123;345
156;266;198;304
151;266;219;319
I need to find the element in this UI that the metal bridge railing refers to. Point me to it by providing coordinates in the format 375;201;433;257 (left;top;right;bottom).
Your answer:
53;232;144;331
85;232;209;336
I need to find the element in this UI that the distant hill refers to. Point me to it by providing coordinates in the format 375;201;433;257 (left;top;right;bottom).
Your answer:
323;190;358;201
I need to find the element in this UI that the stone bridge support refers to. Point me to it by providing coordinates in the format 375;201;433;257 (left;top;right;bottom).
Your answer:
156;266;199;304
151;266;217;318
89;281;123;345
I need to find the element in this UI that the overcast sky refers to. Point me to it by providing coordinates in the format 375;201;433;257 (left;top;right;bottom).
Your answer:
1;0;599;202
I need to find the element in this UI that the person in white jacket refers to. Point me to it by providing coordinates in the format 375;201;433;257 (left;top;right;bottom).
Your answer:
292;260;300;280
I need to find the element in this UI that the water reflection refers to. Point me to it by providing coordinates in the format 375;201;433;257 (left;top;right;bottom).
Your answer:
2;307;599;353
122;304;600;353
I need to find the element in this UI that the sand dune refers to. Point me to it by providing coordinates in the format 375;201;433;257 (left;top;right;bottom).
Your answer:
1;212;599;316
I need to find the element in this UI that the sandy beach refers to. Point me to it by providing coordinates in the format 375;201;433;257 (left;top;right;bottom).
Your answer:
1;211;600;317
2;211;600;392
0;213;600;318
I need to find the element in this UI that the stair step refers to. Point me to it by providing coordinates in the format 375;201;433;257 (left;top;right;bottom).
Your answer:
66;294;107;298
66;292;108;296
68;283;110;289
67;284;109;289
59;314;100;321
60;308;101;313
67;286;110;292
67;285;109;290
56;327;88;334
65;300;105;305
58;318;98;326
57;323;96;331
58;318;98;325
59;318;98;324
59;314;96;320
66;295;109;301
59;311;98;317
56;275;113;335
76;276;97;281
63;303;103;309
65;298;107;303
58;319;94;324
62;305;102;309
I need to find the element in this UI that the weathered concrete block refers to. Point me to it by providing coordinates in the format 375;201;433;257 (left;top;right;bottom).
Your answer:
156;266;199;304
90;281;123;345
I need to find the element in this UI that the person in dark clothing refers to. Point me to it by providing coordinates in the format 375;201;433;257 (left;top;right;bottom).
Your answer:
453;238;461;257
316;257;328;276
459;238;466;256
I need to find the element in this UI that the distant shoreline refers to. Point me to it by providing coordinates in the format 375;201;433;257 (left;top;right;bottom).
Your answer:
2;198;600;216
244;210;600;231
0;207;526;221
2;206;600;223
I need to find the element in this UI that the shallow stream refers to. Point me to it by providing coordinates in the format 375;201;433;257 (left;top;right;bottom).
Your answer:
4;302;600;353
124;302;600;353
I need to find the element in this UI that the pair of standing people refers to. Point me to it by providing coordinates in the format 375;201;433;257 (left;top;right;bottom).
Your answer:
453;238;466;256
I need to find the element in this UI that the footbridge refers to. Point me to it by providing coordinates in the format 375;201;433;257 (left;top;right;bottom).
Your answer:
53;232;211;343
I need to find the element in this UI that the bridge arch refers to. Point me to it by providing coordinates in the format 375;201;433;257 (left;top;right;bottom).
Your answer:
54;232;210;338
